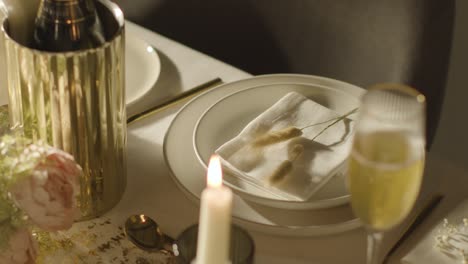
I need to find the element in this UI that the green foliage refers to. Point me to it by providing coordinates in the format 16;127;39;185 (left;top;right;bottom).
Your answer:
0;192;27;251
0;135;39;251
0;105;8;136
0;135;46;189
0;221;15;250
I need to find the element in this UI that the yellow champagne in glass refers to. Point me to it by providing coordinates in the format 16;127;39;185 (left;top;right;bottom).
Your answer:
348;131;425;231
347;83;426;264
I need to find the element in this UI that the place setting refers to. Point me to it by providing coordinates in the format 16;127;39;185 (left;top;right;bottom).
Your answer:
0;0;462;263
163;75;444;264
164;74;365;237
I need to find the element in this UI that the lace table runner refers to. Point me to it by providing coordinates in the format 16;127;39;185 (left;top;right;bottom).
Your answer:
37;217;174;264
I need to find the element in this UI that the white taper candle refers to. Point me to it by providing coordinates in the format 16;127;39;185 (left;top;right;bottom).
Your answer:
195;155;233;264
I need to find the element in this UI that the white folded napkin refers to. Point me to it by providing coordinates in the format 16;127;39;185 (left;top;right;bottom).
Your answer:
402;198;468;264
216;92;355;201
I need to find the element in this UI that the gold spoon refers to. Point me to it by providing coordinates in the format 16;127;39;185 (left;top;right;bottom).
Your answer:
124;214;175;254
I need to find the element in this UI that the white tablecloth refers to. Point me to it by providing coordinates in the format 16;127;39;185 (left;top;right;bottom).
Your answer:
117;22;468;264
2;20;468;264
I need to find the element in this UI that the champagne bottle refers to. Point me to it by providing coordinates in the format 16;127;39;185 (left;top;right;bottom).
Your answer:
33;0;106;52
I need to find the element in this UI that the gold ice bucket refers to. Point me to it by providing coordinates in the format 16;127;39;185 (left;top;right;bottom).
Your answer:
1;0;126;219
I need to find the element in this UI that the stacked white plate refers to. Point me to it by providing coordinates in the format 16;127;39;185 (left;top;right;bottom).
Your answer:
164;74;365;237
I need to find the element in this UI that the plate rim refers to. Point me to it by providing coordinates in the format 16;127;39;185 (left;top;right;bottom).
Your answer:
125;34;161;107
163;74;365;236
192;81;358;209
170;169;362;237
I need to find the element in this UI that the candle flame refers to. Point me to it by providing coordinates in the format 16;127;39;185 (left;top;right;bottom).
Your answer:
207;155;223;188
139;214;146;223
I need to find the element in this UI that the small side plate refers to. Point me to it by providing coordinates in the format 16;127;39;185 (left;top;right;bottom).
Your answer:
126;33;161;106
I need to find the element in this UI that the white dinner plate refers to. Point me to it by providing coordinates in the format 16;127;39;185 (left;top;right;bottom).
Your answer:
125;33;160;106
193;82;359;210
164;74;364;236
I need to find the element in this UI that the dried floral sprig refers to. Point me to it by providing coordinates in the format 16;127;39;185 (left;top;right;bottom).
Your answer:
252;127;303;147
268;144;304;185
303;107;358;142
268;161;293;185
252;108;358;148
259;108;358;186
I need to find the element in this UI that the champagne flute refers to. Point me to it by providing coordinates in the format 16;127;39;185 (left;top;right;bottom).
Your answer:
348;83;426;264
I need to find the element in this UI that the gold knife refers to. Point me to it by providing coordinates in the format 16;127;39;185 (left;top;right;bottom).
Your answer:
127;78;224;125
382;194;444;263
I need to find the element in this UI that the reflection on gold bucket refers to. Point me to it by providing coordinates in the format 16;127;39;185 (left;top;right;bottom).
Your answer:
1;0;127;220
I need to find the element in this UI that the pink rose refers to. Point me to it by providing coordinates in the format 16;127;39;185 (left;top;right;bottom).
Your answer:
10;148;82;231
0;228;38;264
